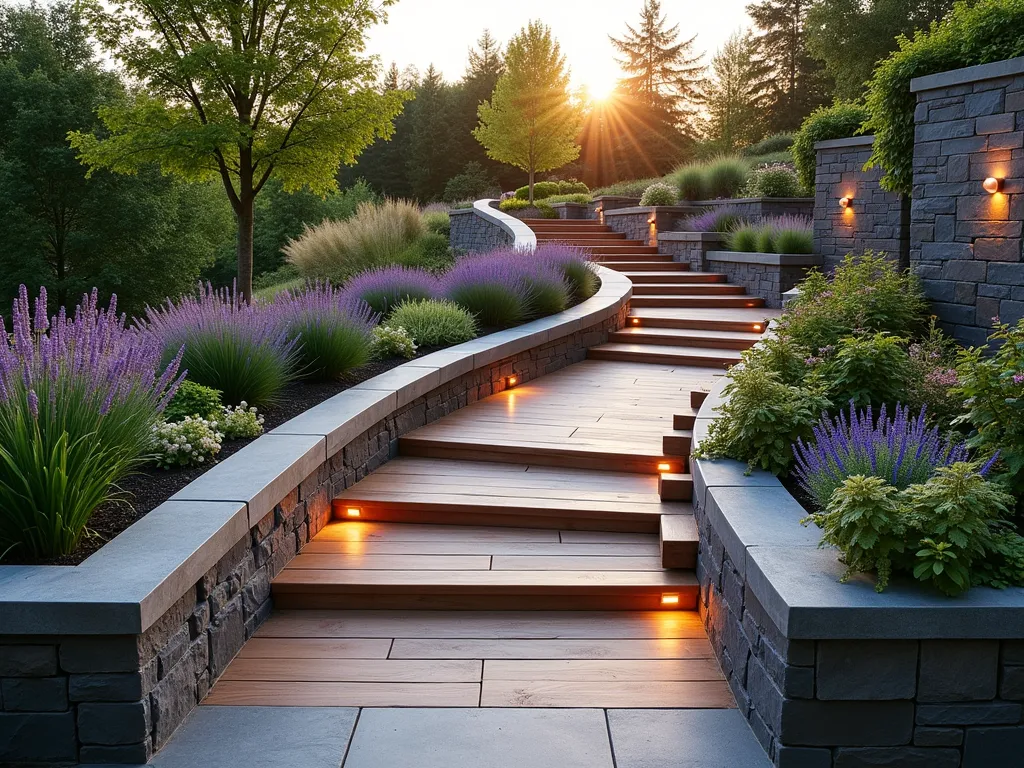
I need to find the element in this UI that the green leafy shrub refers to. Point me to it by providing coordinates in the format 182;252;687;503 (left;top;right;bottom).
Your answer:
385;300;478;347
792;102;870;191
781;252;927;352
746;164;804;198
371;325;417;359
442;162;499;203
254;264;301;290
541;193;593;205
534;201;558;219
498;198;532;212
218;403;264;440
397;233;455;273
284;199;426;283
741;133;795;157
422;210;451;238
676;164;707;201
865;0;1024;195
164;381;223;422
640;182;678;206
694;363;828;475
906;320;963;430
954;319;1024;505
556;179;590;194
592;177;658;198
152;416;223;469
819;333;911;408
514;181;560;200
703;157;750;199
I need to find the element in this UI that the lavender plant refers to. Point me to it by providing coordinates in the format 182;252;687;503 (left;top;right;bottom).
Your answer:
535;244;599;302
793;402;973;510
441;252;535;328
0;286;182;558
276;283;376;381
144;283;299;407
341;266;439;316
681;206;745;233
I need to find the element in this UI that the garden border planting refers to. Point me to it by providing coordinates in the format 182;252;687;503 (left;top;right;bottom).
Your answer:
692;378;1024;767
0;200;629;764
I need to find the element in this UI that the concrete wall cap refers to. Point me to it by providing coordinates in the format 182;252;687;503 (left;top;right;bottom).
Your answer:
473;198;537;251
814;135;875;151
706;251;823;266
911;56;1024;93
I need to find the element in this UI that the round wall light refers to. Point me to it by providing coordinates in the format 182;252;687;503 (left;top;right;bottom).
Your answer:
983;177;1003;194
839;196;853;210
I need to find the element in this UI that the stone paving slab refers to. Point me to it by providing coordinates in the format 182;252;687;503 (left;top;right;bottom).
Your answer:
146;706;357;768
342;708;614;768
608;709;772;768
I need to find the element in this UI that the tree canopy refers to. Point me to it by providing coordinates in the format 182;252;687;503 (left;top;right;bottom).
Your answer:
70;0;408;299
703;31;768;152
473;21;583;202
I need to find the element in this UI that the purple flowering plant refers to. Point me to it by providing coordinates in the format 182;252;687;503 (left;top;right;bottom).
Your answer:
144;283;299;407
534;244;599;302
0;286;183;558
793;401;978;510
441;251;539;328
340;266;439;316
681;205;745;233
275;282;377;381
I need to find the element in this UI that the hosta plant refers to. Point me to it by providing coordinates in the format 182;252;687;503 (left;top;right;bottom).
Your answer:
0;286;182;558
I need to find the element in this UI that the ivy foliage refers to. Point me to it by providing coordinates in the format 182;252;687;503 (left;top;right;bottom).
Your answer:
792;102;870;192
864;0;1024;195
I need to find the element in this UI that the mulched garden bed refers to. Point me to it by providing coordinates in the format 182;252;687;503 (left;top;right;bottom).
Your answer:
20;354;420;567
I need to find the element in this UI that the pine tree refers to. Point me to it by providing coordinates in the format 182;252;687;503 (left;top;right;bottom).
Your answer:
474;21;583;203
609;0;705;129
407;64;457;201
747;0;828;131
466;29;504;85
703;31;769;151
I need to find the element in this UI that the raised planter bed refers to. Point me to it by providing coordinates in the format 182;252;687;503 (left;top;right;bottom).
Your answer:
694;197;813;220
603;205;702;243
657;231;727;271
692;378;1024;768
705;251;822;309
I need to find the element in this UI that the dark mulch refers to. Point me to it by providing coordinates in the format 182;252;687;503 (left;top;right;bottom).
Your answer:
18;355;418;567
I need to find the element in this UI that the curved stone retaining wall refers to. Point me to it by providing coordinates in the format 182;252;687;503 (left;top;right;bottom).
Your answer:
0;212;629;764
692;379;1024;768
449;199;537;253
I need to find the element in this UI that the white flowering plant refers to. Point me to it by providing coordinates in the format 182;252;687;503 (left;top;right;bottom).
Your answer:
371;325;417;360
152;416;223;469
218;402;264;440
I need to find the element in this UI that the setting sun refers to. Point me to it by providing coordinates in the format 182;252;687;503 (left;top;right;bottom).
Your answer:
580;74;618;102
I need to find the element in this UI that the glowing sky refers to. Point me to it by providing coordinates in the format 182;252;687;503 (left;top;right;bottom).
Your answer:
365;0;754;94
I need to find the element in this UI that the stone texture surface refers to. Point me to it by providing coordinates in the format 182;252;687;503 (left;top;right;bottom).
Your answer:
910;67;1024;346
344;708;615;768
449;207;514;253
0;306;627;765
608;709;772;767
813;137;907;273
657;232;727;271
705;254;815;309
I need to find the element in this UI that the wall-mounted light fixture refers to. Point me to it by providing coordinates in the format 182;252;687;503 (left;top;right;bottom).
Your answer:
596;206;605;224
839;195;853;210
661;593;681;607
505;374;519;388
656;462;672;472
345;507;361;518
983;177;1003;194
752;323;762;332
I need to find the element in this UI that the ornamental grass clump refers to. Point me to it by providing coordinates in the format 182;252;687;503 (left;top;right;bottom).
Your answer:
0;286;183;558
441;252;535;328
276;283;376;381
341;266;439;316
793;402;972;510
144;283;299;407
536;244;599;302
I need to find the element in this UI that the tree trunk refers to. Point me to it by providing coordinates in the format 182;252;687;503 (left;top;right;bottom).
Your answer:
236;154;255;302
529;167;535;205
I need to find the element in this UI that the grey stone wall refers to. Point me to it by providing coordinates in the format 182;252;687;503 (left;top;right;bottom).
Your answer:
0;305;628;766
705;252;821;309
450;207;513;252
604;206;700;243
550;202;589;219
813;136;907;273
910;57;1024;346
657;232;727;271
697;197;813;221
694;492;1024;768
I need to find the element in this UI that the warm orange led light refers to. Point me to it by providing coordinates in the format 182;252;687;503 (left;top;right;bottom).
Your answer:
839;196;852;209
345;508;361;518
661;593;680;606
506;375;518;388
657;462;672;472
983;177;1002;194
753;323;762;331
648;216;656;225
632;318;641;325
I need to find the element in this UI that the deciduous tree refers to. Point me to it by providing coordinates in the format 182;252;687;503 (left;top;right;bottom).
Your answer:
473;21;583;203
70;0;408;299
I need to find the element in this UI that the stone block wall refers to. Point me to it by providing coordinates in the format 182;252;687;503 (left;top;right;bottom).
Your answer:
657;232;727;271
603;206;699;243
694;477;1024;768
813;136;907;272
698;197;813;221
0;306;628;766
450;207;513;252
910;57;1024;346
705;253;821;309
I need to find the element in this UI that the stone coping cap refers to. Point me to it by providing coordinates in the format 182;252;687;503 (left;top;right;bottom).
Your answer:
592;195;641;203
604;205;699;216
813;135;875;151
657;232;727;242
472;198;538;251
911;55;1024;93
0;259;631;637
549;201;589;208
706;251;823;266
692;197;814;205
693;377;1024;640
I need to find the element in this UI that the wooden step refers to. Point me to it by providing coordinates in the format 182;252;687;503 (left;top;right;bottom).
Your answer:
587;245;660;255
628;308;771;333
601;260;691;271
332;458;687;533
630;295;765;309
674;409;699;430
587;343;742;369
593;253;673;263
659;473;694;502
611;326;761;350
521;219;606;227
272;568;699;611
662;430;692;457
631;283;747;296
690;390;709;409
660;515;698;569
535;233;628;241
